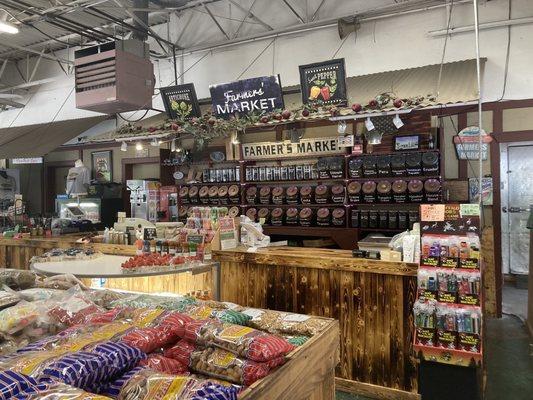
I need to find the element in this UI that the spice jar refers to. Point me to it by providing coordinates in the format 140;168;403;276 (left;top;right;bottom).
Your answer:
407;179;424;202
218;185;229;205
258;208;270;224
271;207;284;226
362;181;377;203
332;208;346;227
422;152;440;176
347;181;362;203
300;185;313;204
228;206;240;218
286;186;299;204
377;155;391;177
189;186;199;204
259;187;271;204
316;208;330;226
246;208;257;222
245;186;258;204
331;184;345;203
299;207;313;227
363;155;378;177
349;158;364;178
272;186;285;205
199;186;209;204
317;158;329;179
286;207;298;225
424;178;441;202
392;179;408;203
179;187;189;204
405;152;422;176
208;186;219;204
391;154;406;176
228;184;240;204
376;180;392;202
315;185;329;204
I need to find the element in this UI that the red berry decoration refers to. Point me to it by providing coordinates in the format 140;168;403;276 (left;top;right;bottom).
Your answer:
171;123;179;131
368;100;378;108
302;109;310;117
351;103;362;112
281;110;291;119
274;113;283;121
148;126;156;132
393;99;403;108
260;116;270;123
208;118;216;126
330;107;338;117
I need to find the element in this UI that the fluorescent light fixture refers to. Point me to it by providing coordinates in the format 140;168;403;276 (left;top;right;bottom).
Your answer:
393;114;404;129
337;121;347;134
0;20;18;34
365;117;375;131
120;141;127;152
135;142;143;151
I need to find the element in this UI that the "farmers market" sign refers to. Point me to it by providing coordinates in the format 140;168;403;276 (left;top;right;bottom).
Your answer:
453;126;492;160
299;58;347;106
242;137;345;160
210;75;284;118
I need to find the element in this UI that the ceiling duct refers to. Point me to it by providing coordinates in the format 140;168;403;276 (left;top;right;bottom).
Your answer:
338;17;360;40
132;0;149;42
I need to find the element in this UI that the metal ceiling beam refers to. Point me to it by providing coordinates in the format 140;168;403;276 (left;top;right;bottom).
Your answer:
227;0;273;34
203;3;229;40
311;0;327;22
281;0;305;24
0;40;73;64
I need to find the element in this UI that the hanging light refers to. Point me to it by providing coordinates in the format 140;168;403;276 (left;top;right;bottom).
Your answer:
170;139;176;152
0;20;19;35
135;142;143;151
120;141;127;152
365;117;375;131
175;140;183;153
231;131;240;145
393;114;404;129
150;138;159;147
337;121;347;134
365;130;383;145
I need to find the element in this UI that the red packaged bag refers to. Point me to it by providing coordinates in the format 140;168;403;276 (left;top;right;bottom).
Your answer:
47;295;102;327
157;312;194;338
121;326;177;353
165;339;275;386
139;354;188;374
183;320;294;362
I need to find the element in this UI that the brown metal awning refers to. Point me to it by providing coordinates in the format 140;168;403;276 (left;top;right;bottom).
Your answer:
0;116;107;158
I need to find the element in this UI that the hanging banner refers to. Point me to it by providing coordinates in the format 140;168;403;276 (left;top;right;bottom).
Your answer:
453;126;491;160
160;83;201;120
210;75;284;118
242;136;345;160
299;58;347;106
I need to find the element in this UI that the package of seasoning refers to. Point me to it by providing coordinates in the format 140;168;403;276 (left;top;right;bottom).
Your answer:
286;186;299;204
259;187;271;205
332;208;346;227
303;165;312;180
377;155;391;177
258;208;270;224
245;186;258;204
348;158;363;178
245;208;257;222
295;165;304;180
424;179;441;202
388;211;398;229
265;166;273;181
273;166;281;181
362;181;377;203
317;158;329;179
299;208;313;227
329;157;344;179
398;211;408;229
422;151;440;175
391;154;406;176
168;240;177;256
189;186;199;204
252;166;259;181
208;186;219;205
259;166;266;181
376;180;392;202
228;185;240;204
368;211;378;228
161;241;169;255
179;187;189;204
235;166;240;182
228;206;240;218
351;209;359;228
218;186;229;205
408;179;424;202
300;186;313;204
347;181;361;203
316;208;330;226
271;186;285;205
245;166;253;182
405;152;422;176
288;165;296;180
392;180;408;203
331;184;345;203
362;156;378;177
359;210;369;228
199;186;210;204
281;166;288;180
285;208;298;225
315;185;329;204
155;240;162;254
271;208;284;226
408;210;419;228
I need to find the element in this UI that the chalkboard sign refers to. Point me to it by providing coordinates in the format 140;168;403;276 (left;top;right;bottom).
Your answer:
160;83;201;120
299;58;347;106
143;227;157;241
209;75;284;118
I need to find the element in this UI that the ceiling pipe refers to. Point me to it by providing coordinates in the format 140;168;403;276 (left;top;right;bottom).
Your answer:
132;0;149;41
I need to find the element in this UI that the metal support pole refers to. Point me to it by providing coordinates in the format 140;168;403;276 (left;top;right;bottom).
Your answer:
473;0;483;226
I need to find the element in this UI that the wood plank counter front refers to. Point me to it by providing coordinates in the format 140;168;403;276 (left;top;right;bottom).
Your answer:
213;246;419;399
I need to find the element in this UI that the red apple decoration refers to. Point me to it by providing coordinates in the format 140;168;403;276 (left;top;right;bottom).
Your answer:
351;103;362;112
208;118;216;126
282;110;291;119
302;109;310;117
274;113;283;121
148;126;156;132
260;116;270;123
368;99;378;108
393;99;403;108
171;123;179;131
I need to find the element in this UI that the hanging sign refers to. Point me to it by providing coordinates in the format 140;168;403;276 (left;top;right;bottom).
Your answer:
242;136;344;160
11;157;43;164
160;83;201;120
453;126;491;160
299;58;347;106
209;75;284;118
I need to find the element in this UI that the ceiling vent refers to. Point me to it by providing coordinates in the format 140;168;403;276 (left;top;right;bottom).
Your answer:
75;40;154;114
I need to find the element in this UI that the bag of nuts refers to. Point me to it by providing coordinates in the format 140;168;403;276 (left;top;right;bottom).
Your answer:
182;320;294;362
243;308;329;337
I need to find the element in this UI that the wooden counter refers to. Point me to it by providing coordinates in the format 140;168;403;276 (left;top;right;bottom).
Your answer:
214;246;419;400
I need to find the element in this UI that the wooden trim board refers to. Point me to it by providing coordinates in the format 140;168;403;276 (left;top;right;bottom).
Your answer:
335;378;420;400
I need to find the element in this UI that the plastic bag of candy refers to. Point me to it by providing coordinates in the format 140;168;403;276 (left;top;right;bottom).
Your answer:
0;290;20;310
243;308;329;336
110;293;197;312
13;288;64;302
35;274;88;291
13;381;111;399
157;312;194;338
182;304;251;326
0;370;41;399
138;354;188;374
47;287;103;328
0;301;40;335
0;269;36;290
91;342;146;377
117;369;238;400
120;326;178;353
164;340;274;386
96;366;146;398
183;320;294;362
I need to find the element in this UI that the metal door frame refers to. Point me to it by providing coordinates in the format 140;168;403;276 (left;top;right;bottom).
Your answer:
499;141;533;274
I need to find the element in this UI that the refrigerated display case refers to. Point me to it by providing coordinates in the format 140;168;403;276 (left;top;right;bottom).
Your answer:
55;197;101;223
159;186;177;222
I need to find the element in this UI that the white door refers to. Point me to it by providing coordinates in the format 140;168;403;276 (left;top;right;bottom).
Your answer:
501;143;533;275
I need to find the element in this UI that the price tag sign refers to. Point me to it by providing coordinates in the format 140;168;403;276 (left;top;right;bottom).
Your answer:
420;204;445;221
460;203;481;217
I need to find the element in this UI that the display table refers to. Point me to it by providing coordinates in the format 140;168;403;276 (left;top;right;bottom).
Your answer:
213;246;419;399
